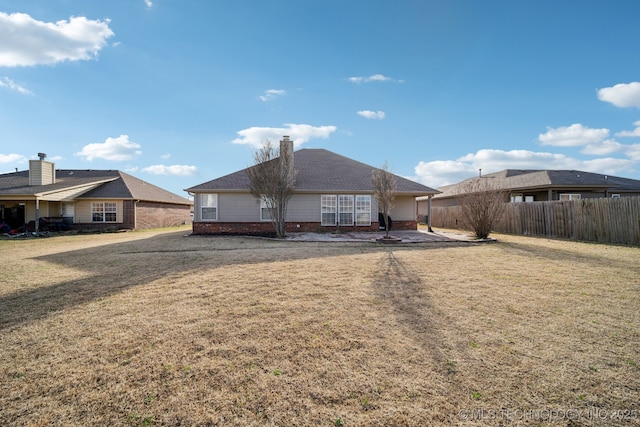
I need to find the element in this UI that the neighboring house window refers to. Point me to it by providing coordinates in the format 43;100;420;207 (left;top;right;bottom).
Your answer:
559;193;581;201
510;194;523;203
611;194;621;198
338;195;354;226
200;194;218;220
525;195;534;202
92;202;116;222
321;195;337;225
260;196;275;221
355;195;371;226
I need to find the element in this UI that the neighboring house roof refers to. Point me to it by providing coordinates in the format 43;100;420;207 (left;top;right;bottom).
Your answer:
433;169;640;198
0;169;192;205
186;148;439;195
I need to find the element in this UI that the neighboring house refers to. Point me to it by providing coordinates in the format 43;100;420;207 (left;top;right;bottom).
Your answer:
418;169;640;213
0;154;193;232
185;137;439;235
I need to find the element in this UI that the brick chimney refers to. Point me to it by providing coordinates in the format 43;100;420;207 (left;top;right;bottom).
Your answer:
29;153;56;186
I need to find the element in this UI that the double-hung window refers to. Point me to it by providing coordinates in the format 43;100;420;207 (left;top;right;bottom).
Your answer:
321;194;371;226
92;202;116;222
200;194;218;220
355;195;371;226
338;195;354;226
321;195;337;225
260;196;275;221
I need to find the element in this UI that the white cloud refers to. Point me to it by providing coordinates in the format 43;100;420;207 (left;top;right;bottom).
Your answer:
580;139;626;156
76;135;142;161
538;123;609;147
0;153;27;164
0;12;114;67
259;89;286;102
232;124;337;148
0;77;32;94
357;110;385;120
141;164;198;176
597;82;640;108
161;153;171;159
144;0;153;8
347;74;402;84
615;120;640;137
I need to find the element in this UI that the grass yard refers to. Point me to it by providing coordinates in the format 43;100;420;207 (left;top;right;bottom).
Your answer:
1;227;639;426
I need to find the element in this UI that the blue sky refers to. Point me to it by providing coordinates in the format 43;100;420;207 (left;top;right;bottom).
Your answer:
1;0;640;198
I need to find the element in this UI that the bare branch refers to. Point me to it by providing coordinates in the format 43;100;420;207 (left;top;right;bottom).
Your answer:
372;161;397;238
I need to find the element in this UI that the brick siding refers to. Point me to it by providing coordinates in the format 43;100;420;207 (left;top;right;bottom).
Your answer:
192;220;418;235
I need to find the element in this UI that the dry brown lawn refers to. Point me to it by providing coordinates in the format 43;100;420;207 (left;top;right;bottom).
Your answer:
1;227;639;426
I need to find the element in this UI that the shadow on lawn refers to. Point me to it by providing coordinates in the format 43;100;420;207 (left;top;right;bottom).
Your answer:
0;231;470;330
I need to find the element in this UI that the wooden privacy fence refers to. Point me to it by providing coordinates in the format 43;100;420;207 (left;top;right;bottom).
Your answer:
431;195;640;245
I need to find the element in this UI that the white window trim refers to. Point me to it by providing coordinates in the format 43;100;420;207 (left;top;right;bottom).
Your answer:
611;193;621;198
321;195;337;226
260;196;275;221
322;194;371;226
355;195;372;226
91;201;117;223
200;193;218;221
338;195;354;226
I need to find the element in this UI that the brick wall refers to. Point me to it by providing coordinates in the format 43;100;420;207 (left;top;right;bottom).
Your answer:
135;202;191;229
192;220;418;235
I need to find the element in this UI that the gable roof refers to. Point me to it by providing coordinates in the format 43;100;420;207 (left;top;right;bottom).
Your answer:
434;169;640;198
0;169;192;205
186;148;439;195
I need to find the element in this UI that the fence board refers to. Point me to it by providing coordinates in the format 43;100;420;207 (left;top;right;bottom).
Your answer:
430;195;640;245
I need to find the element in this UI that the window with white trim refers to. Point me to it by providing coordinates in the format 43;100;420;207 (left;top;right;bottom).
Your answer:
91;202;117;222
559;193;581;201
355;195;371;225
321;195;337;225
611;194;620;198
200;194;218;220
510;194;523;203
338;195;354;226
260;196;275;221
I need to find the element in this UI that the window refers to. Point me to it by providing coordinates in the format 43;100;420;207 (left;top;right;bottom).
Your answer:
322;195;371;226
559;193;581;201
92;202;116;222
338;195;354;226
510;194;523;203
525;195;534;203
260;196;275;221
611;194;621;198
321;195;337;225
355;195;371;225
200;194;217;220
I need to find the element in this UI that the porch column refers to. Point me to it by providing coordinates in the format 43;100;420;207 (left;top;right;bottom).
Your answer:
428;195;433;232
35;198;40;235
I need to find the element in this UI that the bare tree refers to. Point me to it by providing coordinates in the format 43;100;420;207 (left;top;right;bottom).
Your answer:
246;139;296;238
372;161;397;238
459;178;508;239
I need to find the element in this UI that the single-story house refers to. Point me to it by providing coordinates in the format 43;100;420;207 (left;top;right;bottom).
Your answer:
185;137;439;235
417;169;640;213
0;154;193;233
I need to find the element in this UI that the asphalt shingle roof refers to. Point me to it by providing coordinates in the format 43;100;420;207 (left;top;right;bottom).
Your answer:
0;169;192;205
435;169;640;198
186;148;438;195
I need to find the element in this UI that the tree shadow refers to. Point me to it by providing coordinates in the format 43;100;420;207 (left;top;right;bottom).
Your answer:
0;232;470;330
